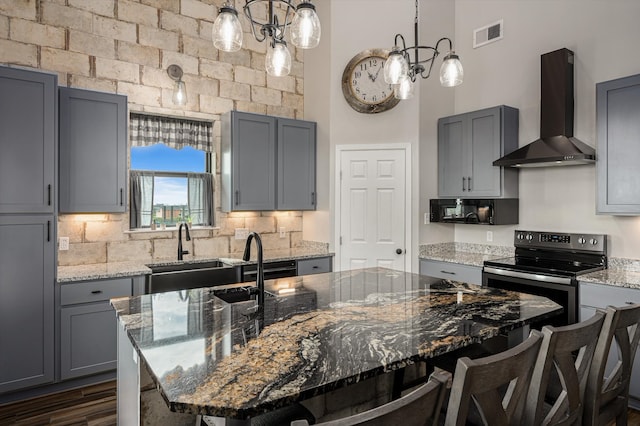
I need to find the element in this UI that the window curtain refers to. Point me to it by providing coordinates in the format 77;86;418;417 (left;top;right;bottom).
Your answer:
129;113;213;152
130;170;155;228
188;173;214;227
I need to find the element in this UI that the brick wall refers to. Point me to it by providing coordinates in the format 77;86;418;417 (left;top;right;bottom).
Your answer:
0;0;306;266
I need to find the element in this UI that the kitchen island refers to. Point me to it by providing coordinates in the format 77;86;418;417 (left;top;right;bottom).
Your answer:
112;267;562;425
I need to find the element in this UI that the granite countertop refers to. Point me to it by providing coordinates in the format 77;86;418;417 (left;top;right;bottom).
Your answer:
57;248;333;283
579;269;640;290
419;242;514;267
112;267;562;419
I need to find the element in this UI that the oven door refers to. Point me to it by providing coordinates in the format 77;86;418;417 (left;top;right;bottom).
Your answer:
482;266;577;326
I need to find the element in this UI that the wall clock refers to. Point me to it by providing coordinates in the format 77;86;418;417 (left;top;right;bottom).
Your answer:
341;49;400;114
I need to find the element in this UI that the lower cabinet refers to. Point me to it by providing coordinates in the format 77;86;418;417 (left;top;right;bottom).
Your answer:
579;281;640;408
59;277;139;381
297;257;332;276
419;259;482;285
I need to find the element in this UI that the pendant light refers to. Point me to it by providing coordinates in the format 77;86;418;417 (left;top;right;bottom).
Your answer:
212;0;321;77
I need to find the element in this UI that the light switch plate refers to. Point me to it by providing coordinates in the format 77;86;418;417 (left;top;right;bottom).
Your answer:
234;228;249;240
59;237;69;250
279;227;286;238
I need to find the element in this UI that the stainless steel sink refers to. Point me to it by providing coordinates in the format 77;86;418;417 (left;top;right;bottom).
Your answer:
146;260;242;294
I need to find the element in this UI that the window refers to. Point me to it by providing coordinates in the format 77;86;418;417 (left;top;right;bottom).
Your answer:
129;113;214;229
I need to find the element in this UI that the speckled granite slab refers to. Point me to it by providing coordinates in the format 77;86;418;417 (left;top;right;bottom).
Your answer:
112;267;561;419
57;261;152;283
579;269;640;290
419;242;513;266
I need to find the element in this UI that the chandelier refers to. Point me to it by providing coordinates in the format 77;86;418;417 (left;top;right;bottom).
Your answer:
212;0;321;77
383;0;463;100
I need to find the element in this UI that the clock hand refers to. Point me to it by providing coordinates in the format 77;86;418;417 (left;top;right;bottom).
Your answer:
367;70;375;81
372;65;383;82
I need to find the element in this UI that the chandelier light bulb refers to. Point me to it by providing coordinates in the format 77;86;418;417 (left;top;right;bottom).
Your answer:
291;2;321;49
383;47;409;85
173;80;187;106
266;42;292;77
394;74;415;100
440;51;464;87
212;5;243;52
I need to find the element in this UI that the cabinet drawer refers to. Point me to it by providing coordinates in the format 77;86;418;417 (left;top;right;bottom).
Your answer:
61;278;132;306
420;259;482;285
579;282;640;309
297;257;332;276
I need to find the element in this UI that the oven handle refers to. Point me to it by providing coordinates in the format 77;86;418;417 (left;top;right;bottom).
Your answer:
483;266;573;285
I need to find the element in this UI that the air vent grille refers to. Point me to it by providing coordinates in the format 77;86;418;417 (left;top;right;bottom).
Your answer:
473;19;503;48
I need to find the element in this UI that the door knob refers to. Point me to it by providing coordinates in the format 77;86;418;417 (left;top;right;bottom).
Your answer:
396;248;403;255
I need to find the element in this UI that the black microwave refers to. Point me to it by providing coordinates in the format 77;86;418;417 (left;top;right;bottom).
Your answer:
429;199;519;225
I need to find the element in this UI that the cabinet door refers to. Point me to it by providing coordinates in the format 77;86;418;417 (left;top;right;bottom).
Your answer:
59;88;127;213
60;302;119;380
438;115;466;197
419;259;482;285
0;216;55;393
225;112;276;211
467;107;502;197
277;118;316;210
297;257;332;276
596;74;640;214
0;67;56;214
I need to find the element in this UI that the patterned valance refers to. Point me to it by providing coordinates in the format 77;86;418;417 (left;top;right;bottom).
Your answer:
129;113;213;152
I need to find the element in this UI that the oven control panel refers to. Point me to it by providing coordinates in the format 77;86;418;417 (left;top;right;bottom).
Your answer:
514;230;607;253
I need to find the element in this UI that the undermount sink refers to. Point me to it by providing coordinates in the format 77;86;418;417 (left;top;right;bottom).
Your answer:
146;260;242;294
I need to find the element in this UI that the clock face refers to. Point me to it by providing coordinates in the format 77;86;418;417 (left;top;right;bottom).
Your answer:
342;49;400;114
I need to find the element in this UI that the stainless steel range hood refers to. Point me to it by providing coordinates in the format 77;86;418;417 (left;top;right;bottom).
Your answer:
493;48;595;168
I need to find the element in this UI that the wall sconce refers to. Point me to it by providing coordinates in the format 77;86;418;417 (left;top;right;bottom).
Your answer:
167;64;187;106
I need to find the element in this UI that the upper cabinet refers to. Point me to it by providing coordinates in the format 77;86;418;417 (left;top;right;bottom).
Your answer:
221;111;317;212
59;88;127;213
596;74;640;215
0;66;57;214
438;105;519;198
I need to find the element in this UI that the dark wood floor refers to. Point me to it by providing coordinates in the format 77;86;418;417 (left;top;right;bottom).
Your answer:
0;380;639;425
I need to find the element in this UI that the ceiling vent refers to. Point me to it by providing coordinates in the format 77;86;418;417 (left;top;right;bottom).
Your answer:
473;19;503;48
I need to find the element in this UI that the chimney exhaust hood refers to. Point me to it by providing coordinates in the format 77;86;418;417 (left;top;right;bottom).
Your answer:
493;48;595;168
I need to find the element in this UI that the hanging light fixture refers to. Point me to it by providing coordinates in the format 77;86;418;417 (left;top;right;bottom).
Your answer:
383;0;463;100
167;64;187;106
212;0;321;77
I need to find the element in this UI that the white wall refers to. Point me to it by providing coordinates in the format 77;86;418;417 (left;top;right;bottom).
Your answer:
452;0;640;258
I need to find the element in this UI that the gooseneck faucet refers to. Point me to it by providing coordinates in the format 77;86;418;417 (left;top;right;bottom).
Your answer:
243;232;264;309
177;222;191;260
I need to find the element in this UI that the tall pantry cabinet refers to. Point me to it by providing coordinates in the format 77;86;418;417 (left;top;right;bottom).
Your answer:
0;66;57;394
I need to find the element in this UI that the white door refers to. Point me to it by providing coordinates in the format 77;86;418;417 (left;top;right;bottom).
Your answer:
338;146;409;271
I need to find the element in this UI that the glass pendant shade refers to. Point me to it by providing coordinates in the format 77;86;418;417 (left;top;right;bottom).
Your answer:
291;3;321;49
266;43;291;77
212;6;243;52
383;48;409;85
394;74;414;100
173;80;187;105
440;52;464;87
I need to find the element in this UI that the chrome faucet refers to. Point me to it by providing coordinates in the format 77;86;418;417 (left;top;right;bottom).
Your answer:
177;222;191;260
243;232;264;309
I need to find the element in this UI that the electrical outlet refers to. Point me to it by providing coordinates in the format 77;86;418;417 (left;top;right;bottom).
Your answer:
424;212;428;225
279;227;286;238
59;237;70;251
486;231;493;242
234;228;249;240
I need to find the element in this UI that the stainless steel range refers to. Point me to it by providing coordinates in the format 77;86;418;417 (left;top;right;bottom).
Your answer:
483;230;607;326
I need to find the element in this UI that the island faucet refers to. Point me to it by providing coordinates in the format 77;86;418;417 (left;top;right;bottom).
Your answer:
177;222;191;260
243;232;264;309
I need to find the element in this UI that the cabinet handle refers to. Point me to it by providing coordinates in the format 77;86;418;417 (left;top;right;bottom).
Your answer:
468;176;472;191
440;270;456;275
312;266;319;269
47;184;51;206
462;177;467;191
91;290;103;295
120;188;124;206
47;220;51;242
311;192;316;205
235;190;240;205
626;301;636;305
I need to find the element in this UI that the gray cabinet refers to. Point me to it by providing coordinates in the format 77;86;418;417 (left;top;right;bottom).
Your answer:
297;256;332;276
59;87;127;213
438;105;519;198
579;281;640;408
221;111;317;211
0;215;55;394
59;278;135;380
0;66;56;214
419;259;482;285
596;74;640;214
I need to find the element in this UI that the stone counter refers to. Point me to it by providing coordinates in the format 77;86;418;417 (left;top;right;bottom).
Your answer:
112;267;561;420
419;242;513;267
